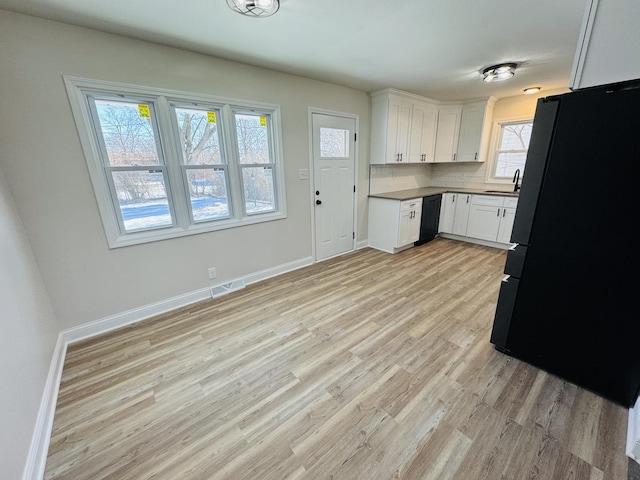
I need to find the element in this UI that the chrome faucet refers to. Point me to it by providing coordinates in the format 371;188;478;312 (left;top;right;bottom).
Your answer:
513;168;521;192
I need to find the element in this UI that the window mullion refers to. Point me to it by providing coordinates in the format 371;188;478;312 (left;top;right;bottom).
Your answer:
156;96;191;229
222;105;245;219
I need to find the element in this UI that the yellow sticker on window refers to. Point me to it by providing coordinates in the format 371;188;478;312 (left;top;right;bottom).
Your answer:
259;116;267;127
207;111;217;123
138;104;150;118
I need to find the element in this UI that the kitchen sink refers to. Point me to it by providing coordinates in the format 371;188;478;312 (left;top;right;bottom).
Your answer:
484;190;519;196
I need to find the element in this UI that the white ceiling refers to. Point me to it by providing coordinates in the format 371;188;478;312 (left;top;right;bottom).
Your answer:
0;0;589;101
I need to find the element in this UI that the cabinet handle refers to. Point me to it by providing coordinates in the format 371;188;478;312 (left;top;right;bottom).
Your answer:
503;209;506;217
453;153;457;161
466;195;469;203
474;152;478;160
452;195;455;203
497;208;501;217
400;153;403;162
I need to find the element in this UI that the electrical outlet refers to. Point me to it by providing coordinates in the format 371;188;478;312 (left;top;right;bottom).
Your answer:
208;267;217;279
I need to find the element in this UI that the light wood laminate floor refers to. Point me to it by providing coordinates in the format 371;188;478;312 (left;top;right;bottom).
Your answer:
45;239;629;479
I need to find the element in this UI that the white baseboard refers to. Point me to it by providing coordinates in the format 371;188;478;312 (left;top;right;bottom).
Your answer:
628;397;640;464
438;233;512;250
62;287;213;345
356;239;369;250
243;256;313;285
23;255;316;479
22;334;67;480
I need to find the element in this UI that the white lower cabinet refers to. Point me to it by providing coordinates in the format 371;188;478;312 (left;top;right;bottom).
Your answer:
466;195;518;243
439;192;471;235
369;197;422;253
497;198;518;244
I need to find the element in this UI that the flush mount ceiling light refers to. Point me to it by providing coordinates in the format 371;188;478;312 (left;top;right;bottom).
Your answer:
226;0;280;17
482;63;517;83
523;87;541;95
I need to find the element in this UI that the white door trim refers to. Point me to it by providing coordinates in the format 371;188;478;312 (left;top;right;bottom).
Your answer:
307;107;360;262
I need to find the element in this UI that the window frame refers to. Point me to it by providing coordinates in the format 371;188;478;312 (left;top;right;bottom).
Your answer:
486;117;534;184
64;76;287;248
231;108;279;216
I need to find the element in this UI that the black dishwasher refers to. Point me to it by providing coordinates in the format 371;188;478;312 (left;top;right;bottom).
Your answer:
414;194;442;246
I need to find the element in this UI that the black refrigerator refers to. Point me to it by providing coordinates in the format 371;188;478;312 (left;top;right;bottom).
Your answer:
490;79;640;408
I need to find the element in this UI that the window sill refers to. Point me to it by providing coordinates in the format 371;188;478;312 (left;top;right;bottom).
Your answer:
107;211;287;249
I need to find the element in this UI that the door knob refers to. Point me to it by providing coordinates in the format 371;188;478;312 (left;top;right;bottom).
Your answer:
316;200;322;205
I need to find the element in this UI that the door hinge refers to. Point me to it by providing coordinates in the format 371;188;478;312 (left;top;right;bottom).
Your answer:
353;232;355;239
353;185;356;193
354;133;357;142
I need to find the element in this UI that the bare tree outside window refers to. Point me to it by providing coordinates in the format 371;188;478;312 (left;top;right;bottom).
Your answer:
235;113;275;213
94;99;173;231
174;107;230;221
493;121;533;178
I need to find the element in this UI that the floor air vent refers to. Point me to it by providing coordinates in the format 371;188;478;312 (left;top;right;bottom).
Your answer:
210;278;246;299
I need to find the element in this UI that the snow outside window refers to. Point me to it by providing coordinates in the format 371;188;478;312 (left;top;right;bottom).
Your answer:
65;77;287;248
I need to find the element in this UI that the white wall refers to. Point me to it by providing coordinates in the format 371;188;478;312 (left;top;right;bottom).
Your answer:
0;10;371;330
0;167;59;480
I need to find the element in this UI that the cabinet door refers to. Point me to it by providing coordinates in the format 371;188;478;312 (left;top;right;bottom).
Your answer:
386;97;412;163
466;204;501;241
398;210;412;246
398;206;421;247
409;102;438;163
452;194;471;236
457;102;486;162
439;193;456;233
497;207;517;244
434;106;462;162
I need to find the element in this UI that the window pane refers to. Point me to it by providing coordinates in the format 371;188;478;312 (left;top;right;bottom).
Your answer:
174;108;223;165
185;168;229;222
500;123;533;150
495;152;527;178
111;170;172;231
235;113;270;164
94;100;160;166
242;166;275;213
320;127;349;158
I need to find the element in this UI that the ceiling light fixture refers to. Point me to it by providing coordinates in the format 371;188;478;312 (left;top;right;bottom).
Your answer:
523;87;541;95
482;63;517;83
226;0;280;17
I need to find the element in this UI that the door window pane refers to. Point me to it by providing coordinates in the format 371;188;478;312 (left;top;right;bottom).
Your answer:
111;170;172;231
174;107;223;165
242;166;275;214
235;113;270;164
320;127;349;158
94;100;160;166
185;168;230;221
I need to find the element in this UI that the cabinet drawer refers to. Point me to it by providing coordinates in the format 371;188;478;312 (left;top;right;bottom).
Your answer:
471;195;504;207
400;198;422;211
504;197;519;208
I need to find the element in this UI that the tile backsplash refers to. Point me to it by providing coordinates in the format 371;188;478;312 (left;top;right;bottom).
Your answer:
369;163;513;195
369;165;432;194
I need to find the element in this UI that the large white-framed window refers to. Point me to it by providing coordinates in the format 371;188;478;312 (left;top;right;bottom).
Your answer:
64;76;286;248
487;119;534;183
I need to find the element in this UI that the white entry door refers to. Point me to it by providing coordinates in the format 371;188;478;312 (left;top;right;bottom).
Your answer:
311;113;356;261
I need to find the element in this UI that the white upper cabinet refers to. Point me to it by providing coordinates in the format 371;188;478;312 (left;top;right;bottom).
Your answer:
433;105;462;163
370;89;494;165
456;99;496;163
370;90;437;165
570;0;640;89
408;101;438;163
